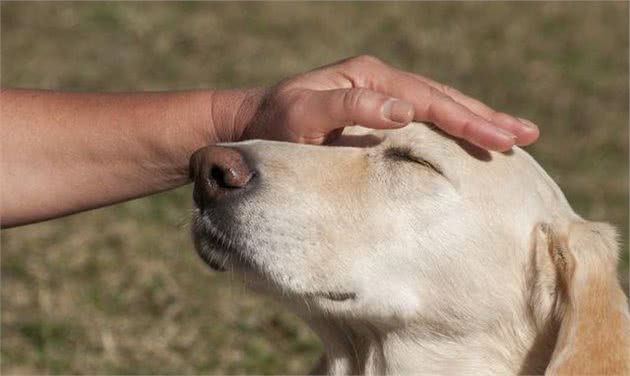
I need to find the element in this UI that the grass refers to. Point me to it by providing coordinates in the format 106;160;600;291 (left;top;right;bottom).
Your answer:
1;2;628;374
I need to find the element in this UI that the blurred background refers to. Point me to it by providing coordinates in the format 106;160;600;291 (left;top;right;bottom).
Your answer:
1;2;628;374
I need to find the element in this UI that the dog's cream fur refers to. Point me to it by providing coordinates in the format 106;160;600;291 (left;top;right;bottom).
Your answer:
191;123;629;375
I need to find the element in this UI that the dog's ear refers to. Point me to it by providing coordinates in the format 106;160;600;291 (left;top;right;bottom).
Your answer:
532;221;630;375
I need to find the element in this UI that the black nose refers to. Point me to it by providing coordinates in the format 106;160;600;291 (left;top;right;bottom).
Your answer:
189;146;254;209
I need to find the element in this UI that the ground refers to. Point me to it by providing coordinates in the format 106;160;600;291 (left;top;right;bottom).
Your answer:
1;2;628;374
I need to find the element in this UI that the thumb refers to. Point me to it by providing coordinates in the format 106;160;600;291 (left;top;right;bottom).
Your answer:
305;88;415;133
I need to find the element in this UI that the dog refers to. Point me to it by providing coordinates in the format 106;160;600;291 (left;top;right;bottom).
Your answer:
189;123;629;375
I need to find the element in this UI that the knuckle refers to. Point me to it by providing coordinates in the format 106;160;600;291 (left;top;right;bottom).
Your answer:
356;54;383;65
347;54;384;69
494;112;513;122
427;87;451;107
284;97;306;123
458;120;474;138
424;102;435;120
440;84;461;97
343;88;366;111
422;87;442;117
428;86;447;100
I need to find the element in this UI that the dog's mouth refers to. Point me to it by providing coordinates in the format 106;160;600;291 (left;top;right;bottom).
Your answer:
196;232;246;273
305;291;357;302
194;215;358;303
206;258;227;272
193;215;244;273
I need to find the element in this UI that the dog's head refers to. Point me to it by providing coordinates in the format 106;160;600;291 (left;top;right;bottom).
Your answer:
190;123;628;373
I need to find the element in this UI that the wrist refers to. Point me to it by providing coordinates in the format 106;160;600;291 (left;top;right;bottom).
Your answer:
209;87;266;143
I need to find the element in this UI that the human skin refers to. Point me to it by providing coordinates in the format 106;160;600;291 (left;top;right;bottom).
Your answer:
0;56;538;227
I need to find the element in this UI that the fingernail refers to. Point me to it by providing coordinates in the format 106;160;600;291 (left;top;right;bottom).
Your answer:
382;99;414;124
517;118;538;130
494;126;517;140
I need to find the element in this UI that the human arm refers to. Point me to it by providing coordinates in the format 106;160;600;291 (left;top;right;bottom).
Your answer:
0;56;538;227
1;88;238;227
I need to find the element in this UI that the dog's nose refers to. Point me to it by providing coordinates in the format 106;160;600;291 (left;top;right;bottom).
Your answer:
189;145;254;209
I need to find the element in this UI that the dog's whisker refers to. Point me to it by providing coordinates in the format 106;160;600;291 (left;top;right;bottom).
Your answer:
302;296;312;314
175;214;192;229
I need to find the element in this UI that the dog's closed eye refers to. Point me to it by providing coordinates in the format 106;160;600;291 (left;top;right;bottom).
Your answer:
384;146;443;175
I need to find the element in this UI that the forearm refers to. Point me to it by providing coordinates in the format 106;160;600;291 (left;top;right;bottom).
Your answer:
0;88;255;227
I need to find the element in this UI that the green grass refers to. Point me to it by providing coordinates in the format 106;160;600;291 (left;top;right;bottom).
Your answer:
2;2;628;374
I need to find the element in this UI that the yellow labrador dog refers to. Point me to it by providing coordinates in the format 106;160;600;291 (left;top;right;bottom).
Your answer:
189;123;629;375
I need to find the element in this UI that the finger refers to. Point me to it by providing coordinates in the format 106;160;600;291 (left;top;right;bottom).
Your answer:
487;112;539;146
303;88;415;133
405;73;539;146
420;91;517;151
375;77;517;151
409;74;498;118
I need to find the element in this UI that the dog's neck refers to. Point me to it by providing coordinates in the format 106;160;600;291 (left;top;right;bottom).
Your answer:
305;315;556;375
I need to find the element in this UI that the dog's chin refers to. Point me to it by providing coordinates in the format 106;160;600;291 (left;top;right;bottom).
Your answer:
193;231;249;273
192;213;247;273
192;213;358;307
198;246;229;272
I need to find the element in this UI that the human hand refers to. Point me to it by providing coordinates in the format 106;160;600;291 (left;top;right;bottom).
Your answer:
235;55;538;151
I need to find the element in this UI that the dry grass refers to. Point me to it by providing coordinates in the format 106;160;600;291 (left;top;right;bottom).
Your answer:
1;2;628;374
